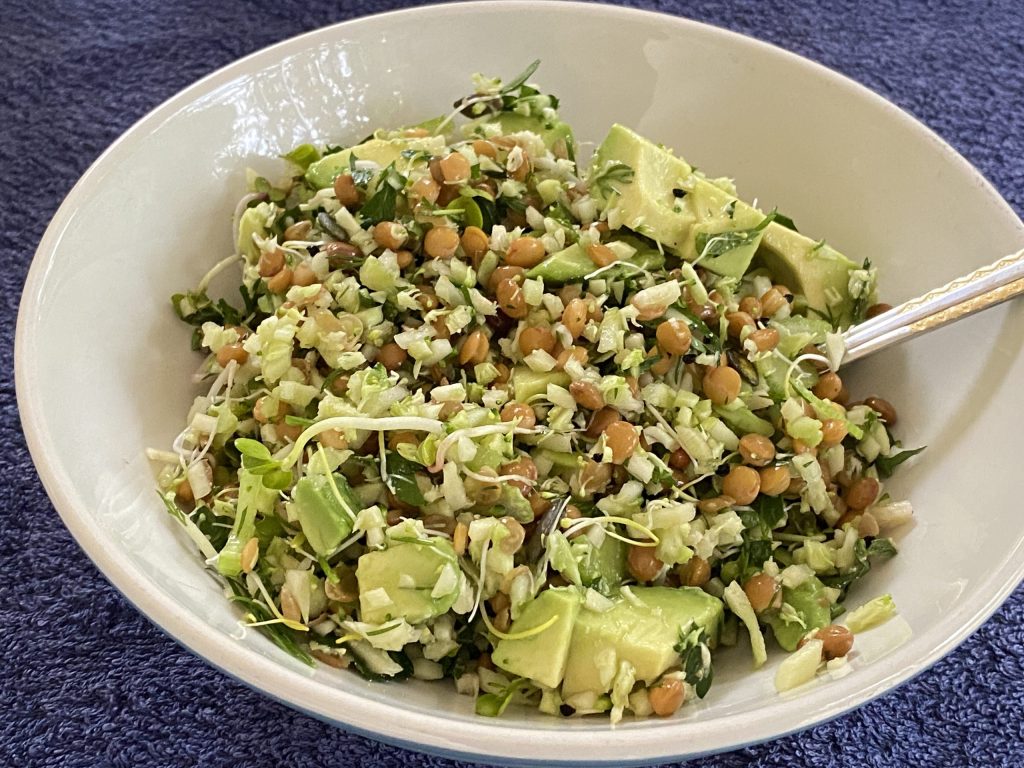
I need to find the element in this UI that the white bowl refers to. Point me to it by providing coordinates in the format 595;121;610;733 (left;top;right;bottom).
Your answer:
16;2;1024;764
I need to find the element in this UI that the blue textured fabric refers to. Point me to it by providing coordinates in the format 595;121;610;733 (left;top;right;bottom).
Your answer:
3;1;1023;766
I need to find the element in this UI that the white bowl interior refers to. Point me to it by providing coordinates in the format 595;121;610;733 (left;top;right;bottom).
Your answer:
17;3;1024;764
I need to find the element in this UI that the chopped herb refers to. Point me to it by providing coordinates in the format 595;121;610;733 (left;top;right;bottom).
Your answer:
874;445;926;478
695;211;777;259
675;624;714;698
385;451;427;507
590;162;634;197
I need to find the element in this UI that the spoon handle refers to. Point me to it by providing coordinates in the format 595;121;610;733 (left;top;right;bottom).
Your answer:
842;248;1024;365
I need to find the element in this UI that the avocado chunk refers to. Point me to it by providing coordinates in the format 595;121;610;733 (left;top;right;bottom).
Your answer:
578;535;627;593
526;235;665;284
290;473;357;557
561;586;723;697
590;124;696;254
492;587;582;688
305;135;446;190
756;225;865;326
590;124;864;318
356;539;460;624
510;366;569;402
765;575;831;651
466;112;574;153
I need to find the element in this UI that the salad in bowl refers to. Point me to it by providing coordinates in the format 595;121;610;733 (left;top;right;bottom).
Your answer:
152;63;919;722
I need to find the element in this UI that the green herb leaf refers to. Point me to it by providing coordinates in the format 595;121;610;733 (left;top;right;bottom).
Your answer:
359;164;405;225
773;213;798;231
874;445;925;478
675;624;714;699
867;537;898;559
590;162;634;197
695;211;777;259
226;579;314;666
499;60;541;95
386;451;427;507
475;677;531;717
347;152;376;187
235;438;272;461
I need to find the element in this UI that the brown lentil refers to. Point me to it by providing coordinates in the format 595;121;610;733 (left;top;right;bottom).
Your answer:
424;226;460;259
216;343;248;368
726;311;756;338
739;296;763;318
586;406;621;438
258;248;285;277
372;221;407;250
586;242;617;267
333;174;359;207
519;326;556;356
460;226;490;262
569;380;604;410
813;372;843;401
738;433;776;467
757;466;790;497
656;318;693;356
266;266;293;294
604;420;639;464
866;302;893;319
410;176;440;204
439;151;471;184
703;365;742;405
820;419;848;446
376;342;407;371
815;624;854;660
722;465;761;505
627;544;664;582
846;477;880;510
505;237;547;268
472;139;497;158
495;278;528;318
747;327;780;352
678;556;711;587
500;402;537;428
759;287;788;316
649;677;685;717
291;262;317;287
459;329;490;366
562;298;588;338
865;396;898;425
743;573;778;613
668;449;692;471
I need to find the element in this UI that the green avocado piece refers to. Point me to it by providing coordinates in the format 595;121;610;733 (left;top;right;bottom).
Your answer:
467;112;575;154
291;474;358;557
755;225;865;327
591;124;864;317
766;575;832;651
713;402;775;437
578;535;628;593
590;125;772;278
510;366;569;402
526;243;591;283
305;135;447;190
492;587;582;688
356;539;460;624
561;586;724;697
590;124;697;254
526;235;665;284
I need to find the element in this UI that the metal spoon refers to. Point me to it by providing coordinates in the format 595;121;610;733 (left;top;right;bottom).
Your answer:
841;247;1024;365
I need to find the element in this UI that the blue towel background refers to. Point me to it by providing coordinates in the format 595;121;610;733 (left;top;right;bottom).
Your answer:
3;1;1022;766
